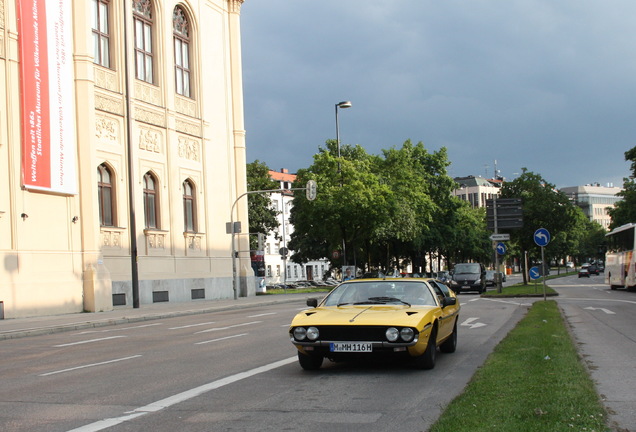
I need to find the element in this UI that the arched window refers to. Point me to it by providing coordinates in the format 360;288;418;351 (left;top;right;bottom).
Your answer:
133;0;154;83
183;179;196;232
173;6;191;97
98;164;115;226
143;172;159;229
92;0;111;67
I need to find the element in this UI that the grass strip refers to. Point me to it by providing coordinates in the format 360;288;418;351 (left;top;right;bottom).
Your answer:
428;300;608;432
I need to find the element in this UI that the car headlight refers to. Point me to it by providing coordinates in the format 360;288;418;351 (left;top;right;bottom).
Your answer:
400;327;415;342
386;327;399;342
306;326;319;341
293;327;307;340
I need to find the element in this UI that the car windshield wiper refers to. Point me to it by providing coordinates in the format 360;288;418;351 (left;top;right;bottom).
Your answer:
368;296;411;306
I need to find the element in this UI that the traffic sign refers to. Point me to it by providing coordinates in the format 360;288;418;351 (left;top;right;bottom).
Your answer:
280;247;289;257
490;234;510;241
496;242;507;255
529;266;541;280
534;228;550;247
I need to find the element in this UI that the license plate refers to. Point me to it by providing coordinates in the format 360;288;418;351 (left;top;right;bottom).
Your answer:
462;285;469;289
330;342;373;352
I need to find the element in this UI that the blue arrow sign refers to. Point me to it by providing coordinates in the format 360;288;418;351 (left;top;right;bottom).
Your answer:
529;266;541;280
496;242;507;255
534;228;550;247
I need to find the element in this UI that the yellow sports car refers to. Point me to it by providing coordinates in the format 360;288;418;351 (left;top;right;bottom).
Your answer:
289;278;460;370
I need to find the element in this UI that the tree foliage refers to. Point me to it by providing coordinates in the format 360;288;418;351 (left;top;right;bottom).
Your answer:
246;160;279;249
288;139;491;274
608;145;636;229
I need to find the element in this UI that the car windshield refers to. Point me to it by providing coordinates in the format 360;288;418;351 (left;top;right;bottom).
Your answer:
454;264;481;274
322;281;437;307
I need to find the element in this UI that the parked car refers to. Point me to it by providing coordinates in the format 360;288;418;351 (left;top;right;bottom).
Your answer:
566;261;575;269
289;278;460;370
449;263;487;293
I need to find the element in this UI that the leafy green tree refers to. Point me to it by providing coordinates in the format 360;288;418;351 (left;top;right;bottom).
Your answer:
246;160;279;250
608;145;636;229
499;169;578;284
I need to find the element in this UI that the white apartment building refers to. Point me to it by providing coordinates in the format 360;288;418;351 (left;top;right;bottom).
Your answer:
453;176;501;208
264;169;329;286
560;184;623;229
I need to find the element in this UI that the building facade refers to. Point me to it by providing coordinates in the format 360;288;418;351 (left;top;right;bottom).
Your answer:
453;176;501;208
0;0;251;319
560;184;623;229
263;169;329;287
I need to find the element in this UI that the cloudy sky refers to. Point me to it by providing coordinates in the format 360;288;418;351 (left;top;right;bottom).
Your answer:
240;1;636;189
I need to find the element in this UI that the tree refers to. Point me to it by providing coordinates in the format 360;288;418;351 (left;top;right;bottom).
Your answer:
246;161;279;250
499;169;578;284
608;145;636;229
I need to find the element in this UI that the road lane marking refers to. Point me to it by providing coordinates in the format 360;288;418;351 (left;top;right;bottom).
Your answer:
461;317;486;329
247;312;276;318
53;336;126;347
39;355;142;377
194;321;262;334
168;322;216;330
66;356;297;432
195;333;247;345
78;323;163;334
584;307;616;315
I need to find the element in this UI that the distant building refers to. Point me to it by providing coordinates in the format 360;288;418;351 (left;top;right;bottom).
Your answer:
453;176;501;208
264;169;330;286
560;184;623;229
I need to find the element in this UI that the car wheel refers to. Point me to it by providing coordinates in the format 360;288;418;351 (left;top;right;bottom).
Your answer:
297;351;323;370
440;321;457;354
414;327;437;370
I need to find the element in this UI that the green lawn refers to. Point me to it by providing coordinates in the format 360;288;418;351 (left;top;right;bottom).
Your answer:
428;300;608;432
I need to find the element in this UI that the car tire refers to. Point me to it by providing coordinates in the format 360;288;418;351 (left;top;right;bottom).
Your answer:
414;327;437;370
297;351;323;370
440;321;457;354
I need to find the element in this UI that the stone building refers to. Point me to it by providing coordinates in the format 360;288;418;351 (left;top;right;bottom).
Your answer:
0;0;251;318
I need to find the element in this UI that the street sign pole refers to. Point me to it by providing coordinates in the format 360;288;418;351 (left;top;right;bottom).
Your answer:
533;228;551;301
540;245;546;301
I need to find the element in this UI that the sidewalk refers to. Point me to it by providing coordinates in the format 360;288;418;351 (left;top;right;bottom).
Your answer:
0;293;317;341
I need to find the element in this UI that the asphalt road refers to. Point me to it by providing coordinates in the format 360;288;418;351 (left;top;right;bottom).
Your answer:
1;274;633;432
553;274;636;432
0;290;533;432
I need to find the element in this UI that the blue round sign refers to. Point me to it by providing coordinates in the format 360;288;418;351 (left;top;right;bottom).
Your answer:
529;266;541;280
496;242;507;255
534;228;550;247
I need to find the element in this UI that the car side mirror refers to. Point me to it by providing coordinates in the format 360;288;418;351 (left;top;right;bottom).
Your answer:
442;297;457;307
307;298;318;308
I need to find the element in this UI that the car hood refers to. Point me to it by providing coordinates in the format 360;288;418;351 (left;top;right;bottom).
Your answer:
291;305;438;327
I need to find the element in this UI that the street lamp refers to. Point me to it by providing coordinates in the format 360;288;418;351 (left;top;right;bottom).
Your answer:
335;101;352;172
334;101;351;272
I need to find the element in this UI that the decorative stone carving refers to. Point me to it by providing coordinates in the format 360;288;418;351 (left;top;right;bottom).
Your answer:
94;67;119;92
135;81;162;106
95;116;119;145
177;135;200;161
101;228;123;249
95;93;124;116
134;106;166;128
175;95;198;118
229;0;244;14
139;127;161;153
175;119;202;137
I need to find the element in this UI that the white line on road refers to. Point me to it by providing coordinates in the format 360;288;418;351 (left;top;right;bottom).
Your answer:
584;307;616;315
65;356;297;432
195;333;247;345
53;336;126;347
168;322;216;330
78;323;163;334
194;321;262;334
39;355;142;377
247;312;276;318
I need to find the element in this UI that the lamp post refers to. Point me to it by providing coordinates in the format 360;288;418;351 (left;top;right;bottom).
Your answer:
334;101;351;271
335;101;352;173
